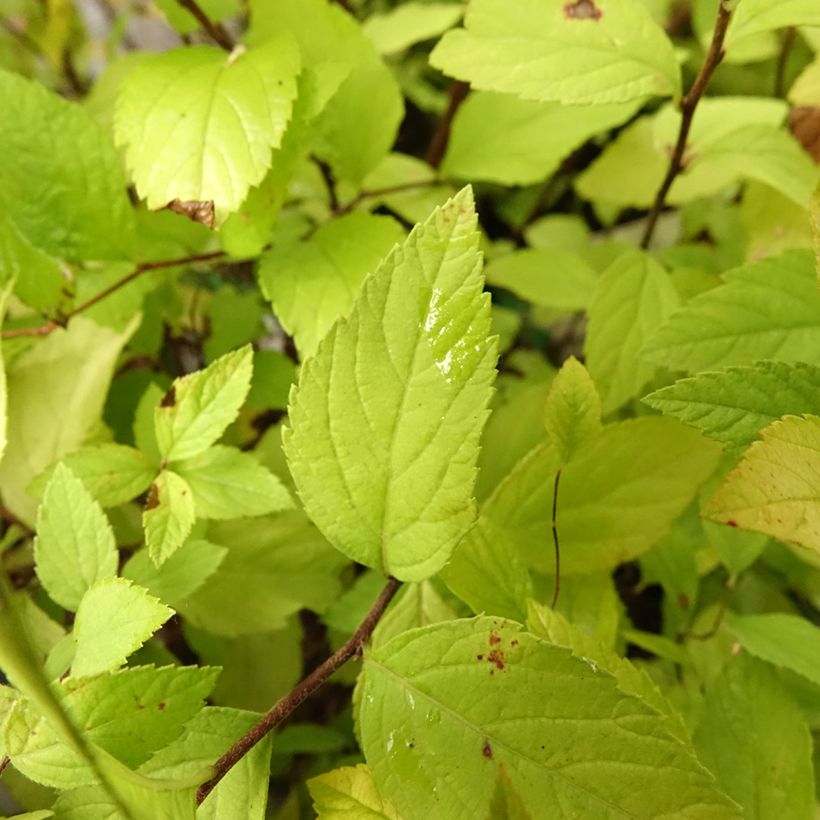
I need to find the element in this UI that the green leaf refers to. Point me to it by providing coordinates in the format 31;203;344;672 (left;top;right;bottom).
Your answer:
585;250;680;412
724;612;820;687
28;444;156;508
0;317;137;525
143;470;196;566
484;249;598;311
180;513;347;635
6;665;217;786
373;581;457;649
173;445;293;520
527;600;690;744
123;539;227;608
360;618;739;820
0;68;135;263
115;39;300;219
430;0;681;105
642;250;820;373
259;213;404;358
726;1;820;49
155;345;253;462
309;764;402;819
138;706;274;820
694;653;814;820
704;415;820;553
543;356;601;464
644;361;820;449
363;2;463;54
284;188;497;581
72;578;172;678
250;0;403;184
154;0;236;33
34;464;118;612
441;92;641;186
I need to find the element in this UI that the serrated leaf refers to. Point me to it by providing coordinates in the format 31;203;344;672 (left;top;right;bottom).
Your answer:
585;250;680;412
644;361;820;449
360;617;739;820
543;356;601;464
726;1;820;49
484;249;598;311
180;513;347;635
704;414;820;552
441;92;641;186
284;187;497;581
430;0;680;105
34;464;118;612
138;706;273;820
6;665;217;787
309;764;402;819
123;539;227;607
642;250;820;373
155;345;253;462
72;578;172;678
372;582;457;649
143;470;196;566
694;653;814;820
0;317;136;524
173;445;293;520
115;39;300;219
724;612;820;687
28;444;156;508
0;68;135;264
259;213;404;358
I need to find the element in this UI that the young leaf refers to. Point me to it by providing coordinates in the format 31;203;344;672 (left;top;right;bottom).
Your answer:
430;0;681;105
725;1;820;50
28;444;156;508
115;39;300;219
154;345;253;462
585;250;680;413
173;445;293;520
441;92;641;186
543;356;601;464
363;3;463;54
642;250;820;373
34;464;118;612
484;249;598;311
644;361;820;450
258;213;404;358
724;612;820;687
372;581;457;649
284;187;497;581
0;68;135;263
72;578;173;678
359;618;739;820
143;470;196;566
694;653;814;819
704;415;820;554
308;764;401;819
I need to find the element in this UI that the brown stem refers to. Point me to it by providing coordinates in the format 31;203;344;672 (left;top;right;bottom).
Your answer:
0;755;9;776
333;180;443;218
774;27;797;99
0;504;34;539
196;576;402;806
640;1;733;249
426;81;469;168
175;0;234;51
1;251;226;340
550;469;562;609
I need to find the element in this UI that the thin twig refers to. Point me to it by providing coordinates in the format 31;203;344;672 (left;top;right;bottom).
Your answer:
316;159;340;213
0;756;9;776
1;250;226;340
174;0;234;51
425;81;470;168
196;576;402;806
774;27;797;99
640;1;733;249
0;504;34;539
550;469;562;609
333;180;443;218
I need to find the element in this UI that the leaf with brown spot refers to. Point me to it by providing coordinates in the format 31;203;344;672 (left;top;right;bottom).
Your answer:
165;199;216;229
564;0;602;21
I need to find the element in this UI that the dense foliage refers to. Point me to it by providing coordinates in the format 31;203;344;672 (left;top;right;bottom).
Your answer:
1;0;820;817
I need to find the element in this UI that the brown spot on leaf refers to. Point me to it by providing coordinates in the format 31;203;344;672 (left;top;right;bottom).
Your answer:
157;701;166;711
726;519;738;528
160;386;176;408
489;632;502;646
166;199;216;229
510;639;519;647
482;740;493;758
477;654;484;661
487;649;505;671
145;483;160;511
564;0;602;21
